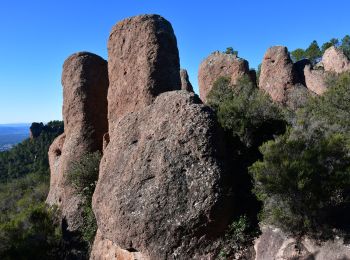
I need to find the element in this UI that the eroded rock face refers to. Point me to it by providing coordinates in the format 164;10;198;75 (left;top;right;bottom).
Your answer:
107;14;181;134
180;68;194;92
259;46;296;103
198;52;251;103
90;229;147;260
254;226;350;260
323;46;350;74
46;52;108;231
304;65;328;95
93;91;234;259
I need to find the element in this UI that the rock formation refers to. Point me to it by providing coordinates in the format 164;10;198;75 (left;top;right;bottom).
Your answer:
180;68;194;92
29;122;44;139
198;51;251;103
259;46;297;103
107;14;181;134
322;46;350;73
255;226;350;260
304;64;328;95
92;91;233;259
46;52;108;232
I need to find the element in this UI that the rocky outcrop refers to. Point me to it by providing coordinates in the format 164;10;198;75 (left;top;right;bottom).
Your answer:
46;52;108;232
93;91;233;259
198;52;251;103
107;14;181;134
29;122;44;139
304;65;328;95
254;226;350;260
259;46;297;103
180;68;194;92
323;46;350;73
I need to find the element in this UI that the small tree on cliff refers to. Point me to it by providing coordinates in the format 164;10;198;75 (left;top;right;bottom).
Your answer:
224;47;238;56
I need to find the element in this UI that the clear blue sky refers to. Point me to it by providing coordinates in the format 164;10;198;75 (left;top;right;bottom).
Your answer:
0;0;349;123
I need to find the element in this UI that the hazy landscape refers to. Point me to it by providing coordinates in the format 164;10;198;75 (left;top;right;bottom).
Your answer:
0;124;30;151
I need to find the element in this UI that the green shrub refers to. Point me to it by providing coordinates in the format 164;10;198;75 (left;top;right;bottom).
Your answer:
250;72;350;238
67;151;101;247
207;76;286;148
218;215;259;259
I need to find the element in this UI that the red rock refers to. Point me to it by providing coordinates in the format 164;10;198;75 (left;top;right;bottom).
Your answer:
46;52;108;232
198;51;251;103
259;46;296;103
323;46;350;74
107;14;181;135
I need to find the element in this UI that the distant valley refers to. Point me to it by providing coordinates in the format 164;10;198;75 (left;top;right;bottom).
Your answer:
0;123;30;151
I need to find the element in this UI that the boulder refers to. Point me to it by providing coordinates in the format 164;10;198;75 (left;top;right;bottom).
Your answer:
46;52;108;232
107;14;181;134
180;68;194;92
93;91;234;259
254;226;350;260
259;46;296;103
198;51;251;103
304;65;328;95
322;46;350;74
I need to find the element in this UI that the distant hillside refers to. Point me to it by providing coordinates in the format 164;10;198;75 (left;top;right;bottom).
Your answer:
0;123;30;151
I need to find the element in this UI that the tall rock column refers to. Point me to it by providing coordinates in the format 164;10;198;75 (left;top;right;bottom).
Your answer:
46;52;108;232
107;14;181;134
259;46;297;103
92;14;235;259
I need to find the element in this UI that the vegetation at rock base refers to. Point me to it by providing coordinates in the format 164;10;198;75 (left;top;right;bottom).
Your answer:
250;72;350;239
207;76;287;257
67;151;101;247
0;121;64;259
207;76;286;149
208;72;350;256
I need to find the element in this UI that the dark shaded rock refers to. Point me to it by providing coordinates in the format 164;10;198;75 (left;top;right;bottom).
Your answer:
180;68;194;92
294;59;311;86
29;122;44;139
107;14;181;134
93;91;234;259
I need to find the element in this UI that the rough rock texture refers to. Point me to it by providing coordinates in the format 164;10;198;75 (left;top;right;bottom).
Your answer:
93;91;233;259
180;68;194;92
259;46;296;103
255;226;350;260
323;46;350;74
198;51;251;103
90;229;147;260
304;65;328;95
46;52;108;231
107;14;181;134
